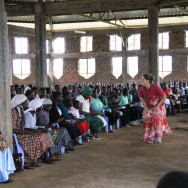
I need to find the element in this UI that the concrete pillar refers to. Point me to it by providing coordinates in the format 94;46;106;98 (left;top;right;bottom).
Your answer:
48;37;54;86
35;3;48;88
148;6;159;85
122;34;128;86
8;35;12;85
0;1;12;148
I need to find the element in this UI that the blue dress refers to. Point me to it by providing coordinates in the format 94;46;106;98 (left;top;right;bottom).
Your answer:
0;147;16;182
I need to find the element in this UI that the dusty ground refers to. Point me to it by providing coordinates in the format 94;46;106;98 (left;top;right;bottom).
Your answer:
1;112;188;188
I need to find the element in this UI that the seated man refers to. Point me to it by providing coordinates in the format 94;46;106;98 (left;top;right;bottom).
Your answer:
118;88;139;127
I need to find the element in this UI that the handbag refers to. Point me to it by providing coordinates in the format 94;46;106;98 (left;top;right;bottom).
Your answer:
13;153;23;173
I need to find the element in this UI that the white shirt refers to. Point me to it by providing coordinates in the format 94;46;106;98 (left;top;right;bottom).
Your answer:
71;107;81;119
76;95;90;113
24;111;38;129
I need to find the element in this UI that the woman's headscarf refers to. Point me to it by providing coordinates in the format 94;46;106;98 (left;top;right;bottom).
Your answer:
81;86;92;96
25;99;42;113
11;94;27;109
24;87;31;94
42;98;52;105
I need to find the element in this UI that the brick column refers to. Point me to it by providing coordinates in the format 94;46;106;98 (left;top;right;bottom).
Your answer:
35;3;48;88
0;1;12;148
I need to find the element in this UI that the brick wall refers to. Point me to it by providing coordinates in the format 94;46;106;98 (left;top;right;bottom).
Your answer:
169;31;185;49
93;35;110;52
65;36;80;53
11;27;188;86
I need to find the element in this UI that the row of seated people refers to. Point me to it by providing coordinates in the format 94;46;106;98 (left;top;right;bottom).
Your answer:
161;81;188;115
3;80;187;183
3;82;145;183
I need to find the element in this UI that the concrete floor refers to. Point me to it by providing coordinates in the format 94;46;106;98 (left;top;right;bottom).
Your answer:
2;112;188;188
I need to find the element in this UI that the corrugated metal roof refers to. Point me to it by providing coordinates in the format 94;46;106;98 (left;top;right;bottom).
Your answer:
7;7;188;31
7;8;188;24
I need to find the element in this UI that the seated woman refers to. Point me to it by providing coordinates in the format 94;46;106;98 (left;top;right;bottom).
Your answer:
24;99;56;164
90;89;120;133
37;98;68;157
11;95;53;168
0;133;15;183
76;86;107;139
49;92;74;152
60;97;89;144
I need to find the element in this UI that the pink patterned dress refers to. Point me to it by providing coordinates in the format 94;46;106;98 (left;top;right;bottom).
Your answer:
139;84;172;143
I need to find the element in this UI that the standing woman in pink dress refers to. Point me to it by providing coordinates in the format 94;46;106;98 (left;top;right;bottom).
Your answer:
139;73;172;143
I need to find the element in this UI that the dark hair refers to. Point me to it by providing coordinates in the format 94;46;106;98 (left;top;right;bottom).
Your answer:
73;100;79;107
52;91;62;101
123;88;128;94
143;73;155;84
63;91;70;98
157;171;188;188
25;90;33;97
32;86;38;91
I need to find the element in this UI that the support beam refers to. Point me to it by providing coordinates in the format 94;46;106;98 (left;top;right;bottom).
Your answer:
122;34;128;86
158;0;188;7
148;6;159;85
35;3;48;88
48;36;54;86
6;0;149;16
173;5;188;14
77;13;125;28
0;1;12;148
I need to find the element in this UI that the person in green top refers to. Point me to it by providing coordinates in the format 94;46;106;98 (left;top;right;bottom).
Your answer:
118;88;139;127
90;90;121;132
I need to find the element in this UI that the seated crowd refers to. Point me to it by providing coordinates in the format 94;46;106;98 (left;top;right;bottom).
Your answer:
1;80;187;183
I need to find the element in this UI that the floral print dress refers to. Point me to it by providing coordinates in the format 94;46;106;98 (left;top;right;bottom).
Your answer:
12;107;53;162
139;84;172;143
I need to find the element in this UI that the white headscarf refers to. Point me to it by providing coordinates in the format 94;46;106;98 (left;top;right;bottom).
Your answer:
25;99;42;113
11;94;27;109
42;98;52;105
24;87;31;94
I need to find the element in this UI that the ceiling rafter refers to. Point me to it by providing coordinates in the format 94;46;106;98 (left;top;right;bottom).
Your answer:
76;12;126;29
158;0;188;7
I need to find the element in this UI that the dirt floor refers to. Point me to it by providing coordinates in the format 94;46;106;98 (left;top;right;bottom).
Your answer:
1;112;188;188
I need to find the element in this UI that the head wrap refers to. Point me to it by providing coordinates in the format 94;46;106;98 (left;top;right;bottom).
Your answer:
81;86;92;96
11;94;27;109
24;87;31;94
42;98;52;105
25;99;42;112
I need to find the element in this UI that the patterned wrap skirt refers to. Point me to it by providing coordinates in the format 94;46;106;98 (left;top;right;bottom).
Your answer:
143;104;172;143
49;127;71;153
16;132;53;162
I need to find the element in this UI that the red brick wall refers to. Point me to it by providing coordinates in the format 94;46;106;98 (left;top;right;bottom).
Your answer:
93;35;110;52
169;31;185;49
11;30;188;86
65;36;80;53
141;32;148;50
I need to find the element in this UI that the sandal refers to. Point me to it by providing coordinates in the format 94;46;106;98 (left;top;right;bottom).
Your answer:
51;157;62;161
3;179;13;183
42;159;55;164
31;162;41;167
55;153;62;157
24;162;35;169
69;147;76;151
